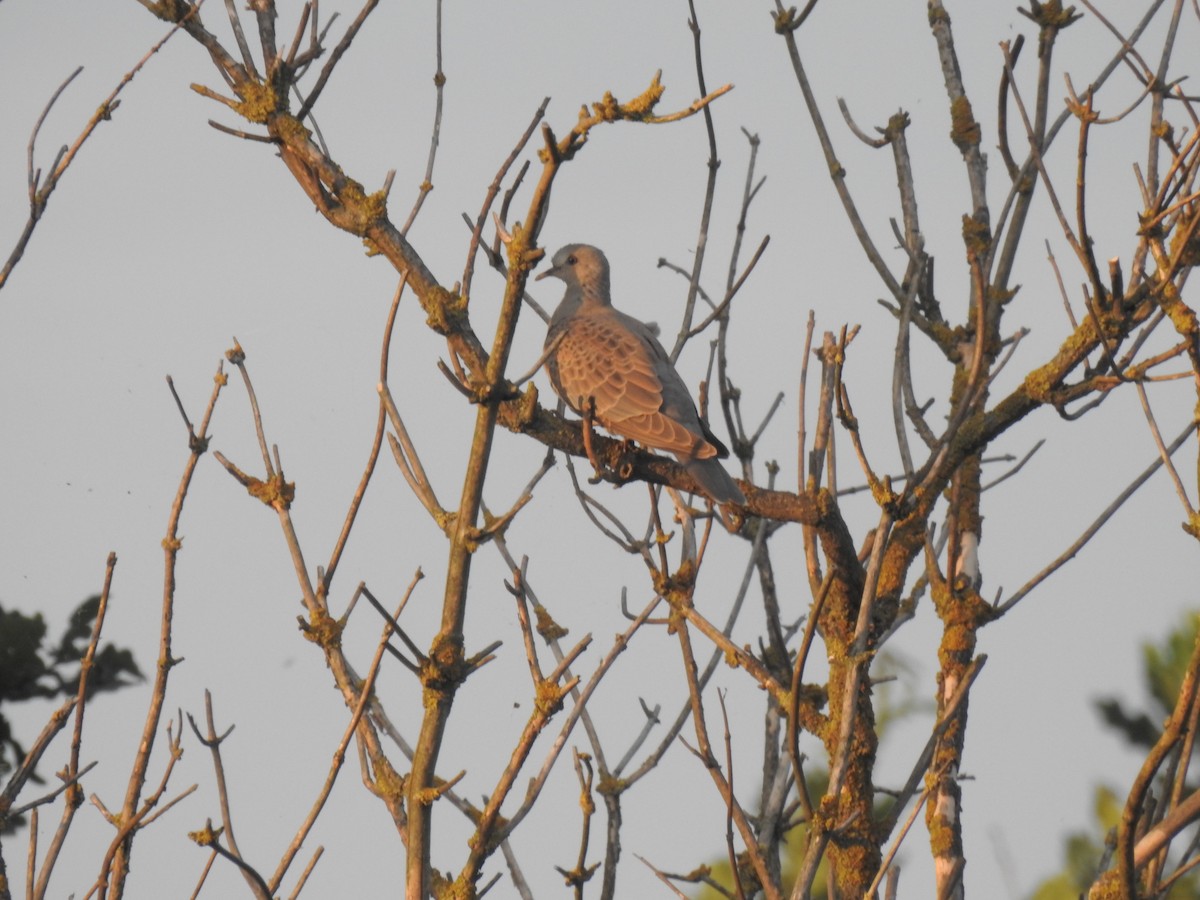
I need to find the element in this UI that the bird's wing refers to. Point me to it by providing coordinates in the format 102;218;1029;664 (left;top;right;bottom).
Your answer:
554;311;718;460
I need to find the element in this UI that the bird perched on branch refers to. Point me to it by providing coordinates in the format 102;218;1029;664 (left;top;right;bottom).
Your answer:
537;243;745;513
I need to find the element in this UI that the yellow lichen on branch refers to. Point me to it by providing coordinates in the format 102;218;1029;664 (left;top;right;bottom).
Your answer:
548;71;733;162
586;71;666;123
245;472;295;509
299;607;344;649
339;181;389;236
949;95;981;152
187;821;223;846
233;79;279;123
418;284;467;336
533;678;566;716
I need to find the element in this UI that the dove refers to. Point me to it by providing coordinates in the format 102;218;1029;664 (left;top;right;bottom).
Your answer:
536;243;746;509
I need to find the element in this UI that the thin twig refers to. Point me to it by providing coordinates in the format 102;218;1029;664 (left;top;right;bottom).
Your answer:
269;570;423;893
1;5;200;291
324;273;408;590
997;423;1193;613
400;0;445;235
296;0;381;121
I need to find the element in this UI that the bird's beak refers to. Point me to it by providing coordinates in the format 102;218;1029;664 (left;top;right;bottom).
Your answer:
535;265;558;282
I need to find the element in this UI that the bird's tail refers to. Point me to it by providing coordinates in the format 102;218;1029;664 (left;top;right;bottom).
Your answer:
684;457;746;506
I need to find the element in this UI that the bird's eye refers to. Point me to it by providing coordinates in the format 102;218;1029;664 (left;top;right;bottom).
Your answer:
567;255;577;265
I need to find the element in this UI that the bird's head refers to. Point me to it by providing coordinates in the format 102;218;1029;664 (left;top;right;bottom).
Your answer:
536;244;611;304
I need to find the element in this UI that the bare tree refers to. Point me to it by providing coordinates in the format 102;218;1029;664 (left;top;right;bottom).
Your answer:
3;1;1200;898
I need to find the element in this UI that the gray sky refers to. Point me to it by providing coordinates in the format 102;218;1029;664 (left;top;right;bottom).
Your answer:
1;1;1195;897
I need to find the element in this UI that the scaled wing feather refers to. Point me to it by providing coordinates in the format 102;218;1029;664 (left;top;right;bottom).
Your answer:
556;314;712;459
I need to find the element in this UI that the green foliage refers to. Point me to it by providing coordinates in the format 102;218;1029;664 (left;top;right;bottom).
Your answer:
692;618;1200;899
1030;787;1122;900
1031;614;1200;899
1143;615;1200;717
1095;613;1199;752
694;650;924;899
0;597;142;780
874;649;932;737
694;769;830;900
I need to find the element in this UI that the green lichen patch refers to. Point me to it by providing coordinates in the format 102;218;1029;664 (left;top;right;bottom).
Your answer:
233;79;278;124
949;96;981;152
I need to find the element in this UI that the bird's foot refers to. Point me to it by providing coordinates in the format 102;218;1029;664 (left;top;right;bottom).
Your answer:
579;401;642;487
716;502;741;533
581;398;606;483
